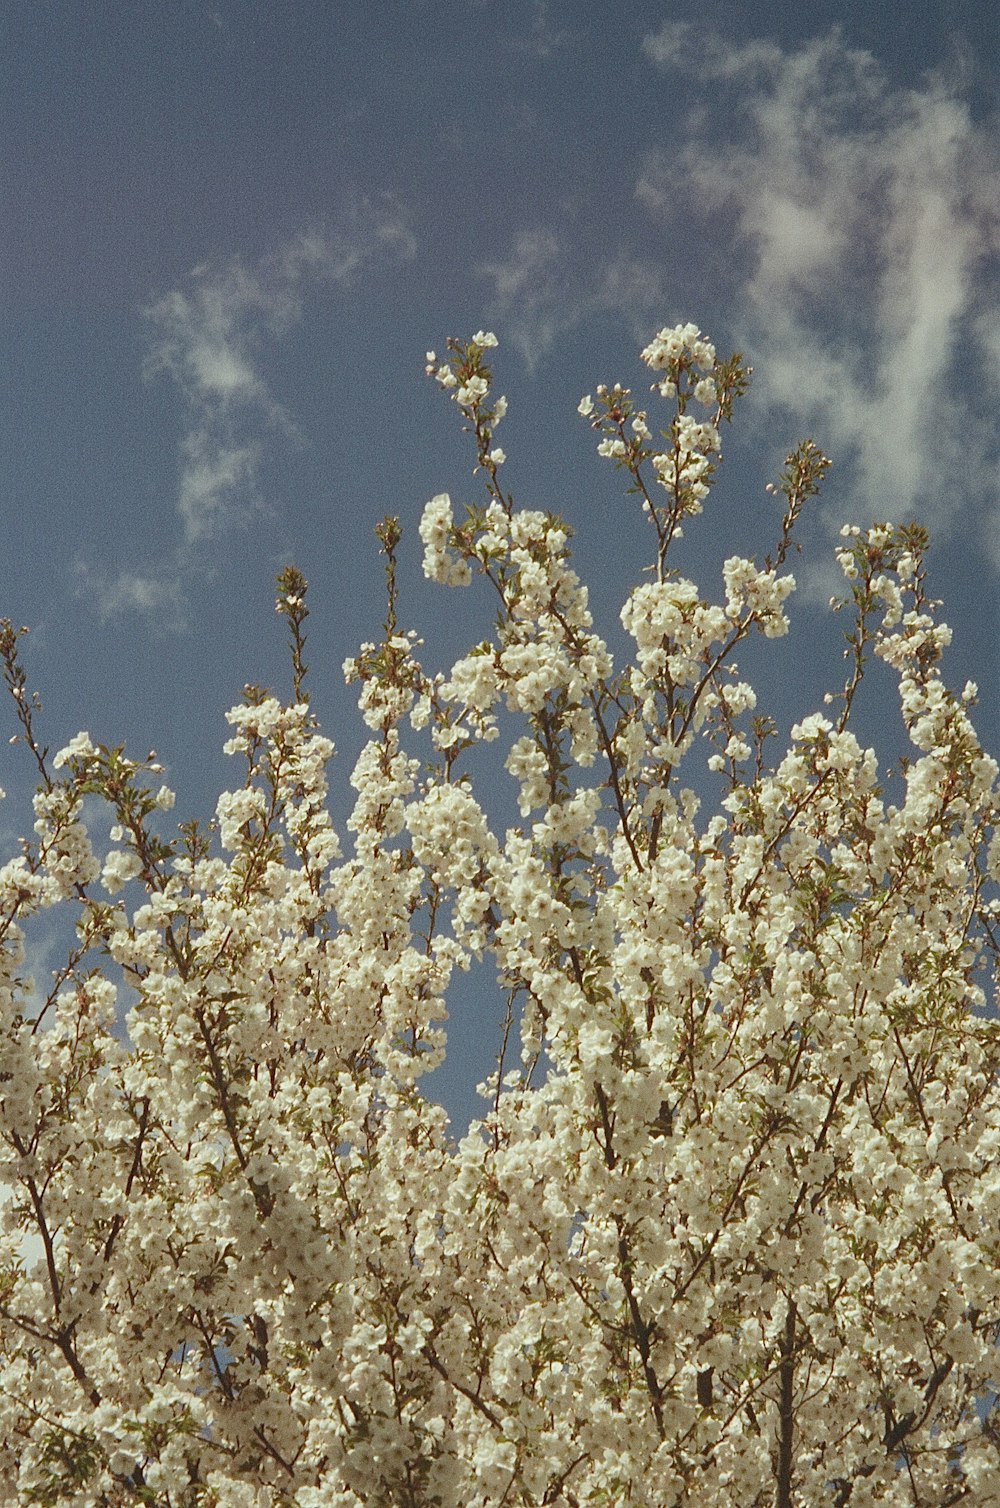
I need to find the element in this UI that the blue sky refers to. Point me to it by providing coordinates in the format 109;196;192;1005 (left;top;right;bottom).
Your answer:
3;0;999;1126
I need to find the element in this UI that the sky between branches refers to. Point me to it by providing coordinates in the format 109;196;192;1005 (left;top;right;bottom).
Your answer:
2;0;999;1121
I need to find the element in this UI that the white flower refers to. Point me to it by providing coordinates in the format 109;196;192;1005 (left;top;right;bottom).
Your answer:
101;846;143;894
456;375;488;407
52;731;97;769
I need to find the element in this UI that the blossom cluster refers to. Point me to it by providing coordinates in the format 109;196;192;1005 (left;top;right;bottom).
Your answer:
0;329;998;1507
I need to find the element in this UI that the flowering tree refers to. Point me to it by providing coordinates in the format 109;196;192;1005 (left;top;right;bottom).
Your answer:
1;323;998;1507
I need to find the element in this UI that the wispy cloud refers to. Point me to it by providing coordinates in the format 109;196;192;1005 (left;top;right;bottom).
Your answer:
144;197;415;548
144;268;278;417
480;230;562;364
480;229;672;371
79;195;416;623
507;0;575;59
175;430;260;544
73;561;187;628
639;24;1000;554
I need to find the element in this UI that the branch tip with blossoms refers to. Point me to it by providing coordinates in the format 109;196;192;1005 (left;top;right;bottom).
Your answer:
274;563;310;705
579;324;753;580
427;331;510;507
0;619;49;789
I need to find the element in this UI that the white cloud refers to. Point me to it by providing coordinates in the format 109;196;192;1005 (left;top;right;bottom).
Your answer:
277;202;417;286
479;230;671;370
144;266;277;412
144;195;415;547
482;228;560;301
141;262;293;561
74;561;187;627
176;431;259;544
639;24;1000;552
480;230;562;365
80;196;416;621
507;1;575;59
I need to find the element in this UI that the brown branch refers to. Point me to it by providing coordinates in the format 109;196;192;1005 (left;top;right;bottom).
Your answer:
775;1301;796;1508
617;1231;666;1439
422;1343;503;1428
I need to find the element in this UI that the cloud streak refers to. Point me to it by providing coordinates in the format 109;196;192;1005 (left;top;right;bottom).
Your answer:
81;194;416;622
507;1;575;60
479;229;674;371
638;24;1000;554
73;562;186;628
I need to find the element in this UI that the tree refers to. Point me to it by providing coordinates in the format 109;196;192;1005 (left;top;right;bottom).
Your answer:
0;322;998;1507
